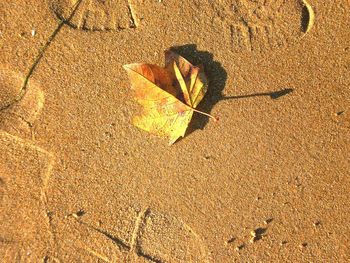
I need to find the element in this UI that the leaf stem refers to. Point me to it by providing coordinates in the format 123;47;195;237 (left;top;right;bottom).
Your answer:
190;107;219;122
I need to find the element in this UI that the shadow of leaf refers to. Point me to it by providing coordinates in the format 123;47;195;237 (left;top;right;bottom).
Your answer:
169;44;294;139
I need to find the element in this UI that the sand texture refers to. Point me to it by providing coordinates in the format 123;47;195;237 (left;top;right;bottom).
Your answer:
1;0;350;262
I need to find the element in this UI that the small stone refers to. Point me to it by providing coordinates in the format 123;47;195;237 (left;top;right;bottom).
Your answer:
250;230;257;237
235;244;245;251
264;218;273;224
74;209;85;217
226;237;235;244
250;227;267;242
66;209;85;219
313;220;321;227
336;111;344;116
300;242;308;248
31;29;36;37
280;240;288;245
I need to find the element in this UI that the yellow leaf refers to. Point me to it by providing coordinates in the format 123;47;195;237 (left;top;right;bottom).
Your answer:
123;50;217;145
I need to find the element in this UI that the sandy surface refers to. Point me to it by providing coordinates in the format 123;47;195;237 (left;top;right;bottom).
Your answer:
1;0;349;262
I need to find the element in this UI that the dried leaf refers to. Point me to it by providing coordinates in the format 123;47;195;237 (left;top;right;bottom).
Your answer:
123;50;217;145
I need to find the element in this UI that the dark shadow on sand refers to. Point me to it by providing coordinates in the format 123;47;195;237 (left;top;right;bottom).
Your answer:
169;44;293;137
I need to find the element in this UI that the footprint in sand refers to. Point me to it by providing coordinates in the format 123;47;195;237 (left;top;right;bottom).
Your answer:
0;68;23;110
138;209;209;262
0;68;44;139
1;66;209;263
54;207;209;262
50;0;138;31
0;68;54;261
0;132;54;261
211;0;312;52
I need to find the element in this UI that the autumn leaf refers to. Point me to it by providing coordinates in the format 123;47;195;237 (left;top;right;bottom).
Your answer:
123;50;217;145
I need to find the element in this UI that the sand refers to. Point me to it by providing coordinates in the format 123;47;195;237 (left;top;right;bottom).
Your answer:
1;0;349;262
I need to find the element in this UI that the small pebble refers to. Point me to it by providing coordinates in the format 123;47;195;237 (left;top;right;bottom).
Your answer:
264;218;273;224
313;220;321;227
31;29;36;37
250;230;257;237
250;227;267;242
300;242;308;248
235;244;245;251
226;237;235;244
75;209;85;217
336;111;344;116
